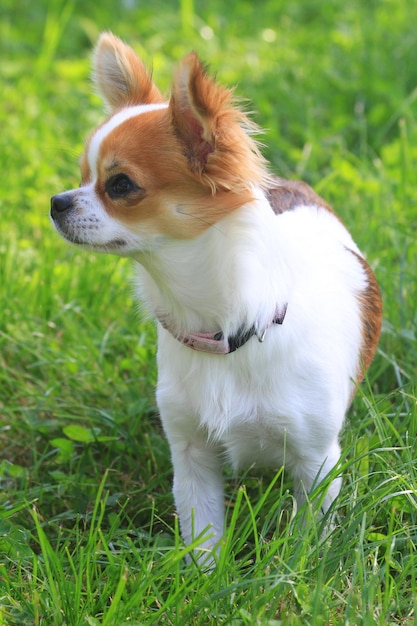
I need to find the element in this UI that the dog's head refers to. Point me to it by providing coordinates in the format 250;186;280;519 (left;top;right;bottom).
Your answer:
50;32;268;256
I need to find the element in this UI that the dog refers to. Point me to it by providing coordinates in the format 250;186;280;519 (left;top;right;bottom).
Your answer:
50;32;382;563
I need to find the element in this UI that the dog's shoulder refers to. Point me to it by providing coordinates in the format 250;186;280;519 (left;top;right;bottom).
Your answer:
265;176;333;215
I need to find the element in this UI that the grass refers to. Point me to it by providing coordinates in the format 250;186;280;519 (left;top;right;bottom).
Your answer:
1;0;417;623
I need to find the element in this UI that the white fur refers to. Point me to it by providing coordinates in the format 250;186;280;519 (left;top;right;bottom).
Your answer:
132;191;367;554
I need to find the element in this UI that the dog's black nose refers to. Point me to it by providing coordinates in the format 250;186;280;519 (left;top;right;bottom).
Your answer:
50;193;74;218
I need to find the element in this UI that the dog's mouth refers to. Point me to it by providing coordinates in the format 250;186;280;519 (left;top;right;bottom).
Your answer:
69;236;127;250
50;213;131;253
53;224;127;250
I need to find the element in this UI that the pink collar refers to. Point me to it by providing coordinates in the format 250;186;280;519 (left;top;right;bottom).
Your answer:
158;303;288;355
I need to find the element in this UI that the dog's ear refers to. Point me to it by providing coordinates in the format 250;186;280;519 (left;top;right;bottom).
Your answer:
170;53;266;192
169;53;228;183
93;32;163;111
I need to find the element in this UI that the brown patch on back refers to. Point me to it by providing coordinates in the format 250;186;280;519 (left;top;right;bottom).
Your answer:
265;176;333;215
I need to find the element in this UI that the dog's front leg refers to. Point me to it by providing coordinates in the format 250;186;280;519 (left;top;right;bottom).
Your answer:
168;435;224;564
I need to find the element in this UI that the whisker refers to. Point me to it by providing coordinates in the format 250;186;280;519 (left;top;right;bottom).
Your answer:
175;204;227;235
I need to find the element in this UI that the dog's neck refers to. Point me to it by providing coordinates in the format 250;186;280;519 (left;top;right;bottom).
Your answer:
133;191;290;339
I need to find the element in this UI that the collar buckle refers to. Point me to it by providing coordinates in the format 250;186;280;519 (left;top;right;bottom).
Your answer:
256;328;267;343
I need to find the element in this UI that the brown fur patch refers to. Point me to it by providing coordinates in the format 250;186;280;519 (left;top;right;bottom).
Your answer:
351;251;383;382
90;110;254;239
265;176;333;215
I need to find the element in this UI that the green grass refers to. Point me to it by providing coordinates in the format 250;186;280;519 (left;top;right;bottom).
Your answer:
1;0;417;623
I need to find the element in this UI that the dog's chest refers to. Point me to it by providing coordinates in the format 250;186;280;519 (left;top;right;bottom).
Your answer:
200;384;298;469
161;345;305;469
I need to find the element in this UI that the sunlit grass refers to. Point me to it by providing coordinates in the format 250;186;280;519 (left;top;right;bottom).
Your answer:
1;0;417;623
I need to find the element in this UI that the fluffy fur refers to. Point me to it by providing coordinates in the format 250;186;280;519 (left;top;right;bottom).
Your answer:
50;32;382;564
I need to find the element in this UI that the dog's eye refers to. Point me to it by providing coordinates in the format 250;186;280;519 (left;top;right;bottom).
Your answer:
106;174;139;199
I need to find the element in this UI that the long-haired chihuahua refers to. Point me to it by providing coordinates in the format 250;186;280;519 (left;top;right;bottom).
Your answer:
51;33;382;564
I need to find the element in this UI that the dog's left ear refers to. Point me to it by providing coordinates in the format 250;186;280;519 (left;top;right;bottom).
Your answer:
93;32;164;111
170;53;265;192
170;53;224;179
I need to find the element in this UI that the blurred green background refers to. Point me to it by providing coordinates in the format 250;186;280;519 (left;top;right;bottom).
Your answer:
1;1;417;624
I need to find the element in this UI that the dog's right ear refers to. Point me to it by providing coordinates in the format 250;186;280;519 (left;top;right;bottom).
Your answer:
93;32;164;112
